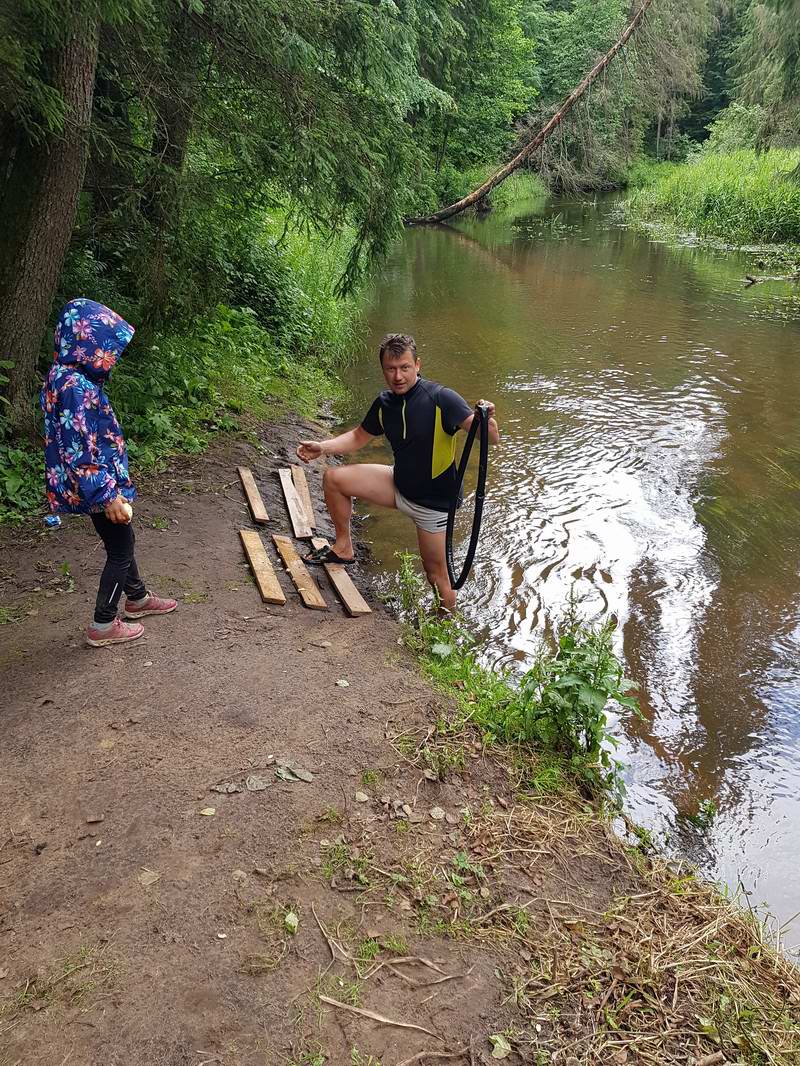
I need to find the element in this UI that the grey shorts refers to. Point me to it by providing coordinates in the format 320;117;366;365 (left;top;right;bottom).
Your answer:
394;487;448;534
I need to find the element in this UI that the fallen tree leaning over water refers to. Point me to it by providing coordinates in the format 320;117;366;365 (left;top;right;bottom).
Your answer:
406;0;656;226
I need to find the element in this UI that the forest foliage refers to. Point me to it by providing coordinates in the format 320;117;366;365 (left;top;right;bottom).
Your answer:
1;0;799;516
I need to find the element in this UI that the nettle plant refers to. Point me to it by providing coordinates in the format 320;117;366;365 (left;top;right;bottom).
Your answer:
512;601;639;799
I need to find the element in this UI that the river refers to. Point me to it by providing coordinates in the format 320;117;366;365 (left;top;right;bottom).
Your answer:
339;193;800;952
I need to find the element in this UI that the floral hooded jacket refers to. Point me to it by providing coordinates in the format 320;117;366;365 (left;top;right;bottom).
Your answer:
40;299;136;514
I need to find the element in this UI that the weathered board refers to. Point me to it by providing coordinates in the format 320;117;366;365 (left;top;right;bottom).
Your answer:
278;468;312;539
310;537;371;617
237;466;269;524
272;534;327;610
239;530;285;604
291;464;316;530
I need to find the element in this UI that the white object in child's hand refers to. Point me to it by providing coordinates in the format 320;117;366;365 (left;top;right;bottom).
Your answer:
121;501;133;522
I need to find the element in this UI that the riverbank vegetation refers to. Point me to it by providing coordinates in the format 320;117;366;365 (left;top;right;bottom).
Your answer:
627;149;800;244
394;553;637;802
389;556;800;1064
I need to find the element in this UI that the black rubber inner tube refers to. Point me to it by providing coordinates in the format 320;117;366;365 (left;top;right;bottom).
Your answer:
445;402;490;590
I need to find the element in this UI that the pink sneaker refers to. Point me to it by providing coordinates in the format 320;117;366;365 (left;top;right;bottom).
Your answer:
123;591;178;620
86;617;145;647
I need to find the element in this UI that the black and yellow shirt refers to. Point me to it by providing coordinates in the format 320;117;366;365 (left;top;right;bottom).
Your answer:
361;377;473;512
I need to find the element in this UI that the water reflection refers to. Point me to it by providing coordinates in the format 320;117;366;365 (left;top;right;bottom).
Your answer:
341;197;800;949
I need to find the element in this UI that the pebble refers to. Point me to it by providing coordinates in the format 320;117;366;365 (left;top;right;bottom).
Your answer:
430;806;446;821
354;791;369;803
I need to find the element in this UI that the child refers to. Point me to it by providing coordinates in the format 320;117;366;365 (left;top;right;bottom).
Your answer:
41;298;177;646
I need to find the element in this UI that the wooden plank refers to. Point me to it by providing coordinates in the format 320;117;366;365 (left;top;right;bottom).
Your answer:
310;537;371;617
278;468;312;539
291;464;316;530
239;530;285;605
272;534;328;610
237;466;269;524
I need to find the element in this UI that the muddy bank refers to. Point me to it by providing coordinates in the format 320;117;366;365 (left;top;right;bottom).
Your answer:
1;419;798;1066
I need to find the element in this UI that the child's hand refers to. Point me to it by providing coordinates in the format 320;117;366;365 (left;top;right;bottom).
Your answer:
105;496;132;524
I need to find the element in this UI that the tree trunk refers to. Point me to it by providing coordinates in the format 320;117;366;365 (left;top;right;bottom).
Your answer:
406;0;655;226
139;11;201;330
0;22;100;438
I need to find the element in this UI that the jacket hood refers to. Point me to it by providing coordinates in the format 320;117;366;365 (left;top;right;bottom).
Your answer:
53;299;135;383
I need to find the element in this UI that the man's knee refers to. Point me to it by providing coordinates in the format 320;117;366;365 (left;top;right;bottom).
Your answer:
323;466;345;492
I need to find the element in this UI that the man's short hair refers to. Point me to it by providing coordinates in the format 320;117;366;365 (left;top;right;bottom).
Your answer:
379;333;417;364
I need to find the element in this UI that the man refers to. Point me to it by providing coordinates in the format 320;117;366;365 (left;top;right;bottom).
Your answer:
296;332;499;611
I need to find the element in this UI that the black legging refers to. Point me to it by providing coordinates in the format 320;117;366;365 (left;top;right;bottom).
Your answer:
90;513;147;623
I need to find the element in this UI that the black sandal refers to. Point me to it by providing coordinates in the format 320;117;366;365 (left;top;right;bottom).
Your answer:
304;545;356;566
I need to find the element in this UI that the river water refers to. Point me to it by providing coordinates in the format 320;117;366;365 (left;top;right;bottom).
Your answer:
340;194;800;951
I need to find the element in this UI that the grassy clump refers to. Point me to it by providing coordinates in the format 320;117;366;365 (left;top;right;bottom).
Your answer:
625;149;800;244
393;553;638;799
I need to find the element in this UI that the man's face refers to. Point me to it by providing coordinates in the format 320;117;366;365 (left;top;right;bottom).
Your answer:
381;349;420;394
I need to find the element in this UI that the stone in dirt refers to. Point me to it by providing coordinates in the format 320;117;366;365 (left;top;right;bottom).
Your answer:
354;791;369;803
275;764;313;783
430;806;446;820
245;774;270;791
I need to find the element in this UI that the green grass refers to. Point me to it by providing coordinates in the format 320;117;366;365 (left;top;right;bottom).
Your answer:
625;149;800;245
393;553;638;800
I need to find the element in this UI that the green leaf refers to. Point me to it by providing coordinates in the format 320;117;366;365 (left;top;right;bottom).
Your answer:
489;1034;512;1059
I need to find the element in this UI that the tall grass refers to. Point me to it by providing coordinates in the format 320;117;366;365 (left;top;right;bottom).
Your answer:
626;149;800;244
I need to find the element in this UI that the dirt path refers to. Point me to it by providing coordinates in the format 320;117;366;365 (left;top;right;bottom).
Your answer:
2;420;799;1066
0;421;514;1065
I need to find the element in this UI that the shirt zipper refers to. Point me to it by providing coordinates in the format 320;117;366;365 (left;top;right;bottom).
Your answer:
402;398;407;439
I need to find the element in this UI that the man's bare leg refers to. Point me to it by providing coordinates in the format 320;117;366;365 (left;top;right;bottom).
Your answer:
416;526;456;612
323;463;397;559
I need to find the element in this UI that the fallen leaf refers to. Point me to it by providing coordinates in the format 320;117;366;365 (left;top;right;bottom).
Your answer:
311;640;332;648
199;807;216;816
138;868;160;888
430;642;453;658
99;738;115;751
423;769;438;781
489;1033;512;1059
0;968;9;979
284;910;299;934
